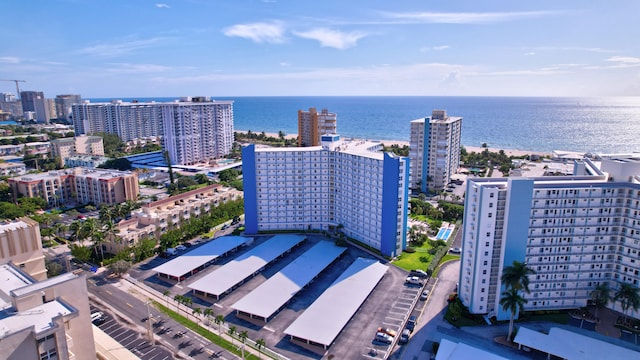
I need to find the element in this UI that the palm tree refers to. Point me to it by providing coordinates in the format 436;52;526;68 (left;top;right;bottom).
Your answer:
614;283;640;322
163;290;171;308
214;315;225;337
499;288;528;342
256;338;266;359
192;307;202;325
82;218;104;261
239;330;248;358
501;260;536;293
228;325;237;346
174;294;184;314
590;283;612;320
68;221;83;243
203;308;214;326
182;296;193;319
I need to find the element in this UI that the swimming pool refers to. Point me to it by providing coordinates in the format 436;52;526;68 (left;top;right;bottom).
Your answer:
436;228;453;241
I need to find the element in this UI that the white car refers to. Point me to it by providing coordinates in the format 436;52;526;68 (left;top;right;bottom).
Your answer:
405;276;423;286
91;311;104;321
176;244;187;251
420;290;429;301
449;247;462;254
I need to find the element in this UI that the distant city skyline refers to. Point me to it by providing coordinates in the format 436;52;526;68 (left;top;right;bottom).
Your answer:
1;1;639;97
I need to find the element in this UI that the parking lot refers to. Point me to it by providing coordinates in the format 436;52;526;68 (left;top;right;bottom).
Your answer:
130;234;422;360
90;304;172;360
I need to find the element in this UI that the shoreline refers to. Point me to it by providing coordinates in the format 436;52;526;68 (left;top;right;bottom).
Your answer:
234;130;552;157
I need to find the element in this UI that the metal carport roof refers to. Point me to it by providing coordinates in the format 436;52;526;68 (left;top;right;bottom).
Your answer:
283;257;388;348
231;240;346;320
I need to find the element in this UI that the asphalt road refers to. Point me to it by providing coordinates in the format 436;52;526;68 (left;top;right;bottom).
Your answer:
87;272;238;360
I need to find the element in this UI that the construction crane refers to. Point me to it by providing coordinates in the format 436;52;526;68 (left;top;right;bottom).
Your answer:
0;79;26;99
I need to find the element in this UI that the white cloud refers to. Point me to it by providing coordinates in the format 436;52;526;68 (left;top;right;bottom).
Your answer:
279;62;290;67
524;52;535;56
223;22;285;44
380;11;556;24
420;45;450;52
607;56;640;64
532;46;616;53
0;56;20;64
106;63;171;73
78;37;169;57
155;3;170;8
293;28;366;49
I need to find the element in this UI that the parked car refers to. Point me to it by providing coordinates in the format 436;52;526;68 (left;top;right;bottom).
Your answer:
175;244;187;251
410;269;429;279
398;329;411;345
406;315;417;332
377;327;397;337
91;311;104;322
405;276;424;286
165;248;177;256
449;247;462;254
183;242;193;248
374;332;393;344
420;290;429;301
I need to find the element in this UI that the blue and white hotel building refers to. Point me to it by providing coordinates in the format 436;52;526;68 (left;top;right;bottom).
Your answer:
461;155;640;321
242;135;409;257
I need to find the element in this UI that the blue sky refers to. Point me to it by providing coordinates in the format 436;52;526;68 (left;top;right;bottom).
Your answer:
1;0;639;97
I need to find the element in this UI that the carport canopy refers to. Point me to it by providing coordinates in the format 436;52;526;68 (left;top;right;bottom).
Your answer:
514;326;639;360
231;240;346;320
283;257;388;348
152;236;250;278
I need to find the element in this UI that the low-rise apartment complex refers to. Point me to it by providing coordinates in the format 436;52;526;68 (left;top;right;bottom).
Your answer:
108;184;242;253
8;168;138;207
50;135;104;167
461;154;640;321
243;135;409;257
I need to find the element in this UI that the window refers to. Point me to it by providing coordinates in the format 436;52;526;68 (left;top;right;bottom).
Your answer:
40;349;57;360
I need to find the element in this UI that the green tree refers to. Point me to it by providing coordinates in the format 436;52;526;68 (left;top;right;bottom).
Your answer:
174;294;184;315
590;283;612;320
203;308;214;326
109;260;132;277
499;288;527;341
614;283;640;322
69;244;92;262
163;290;171;308
500;261;536;294
214;315;225;337
218;169;239;183
192;307;202;325
46;261;63;277
256;338;266;359
228;325;237;346
239;330;248;358
195;173;209;185
97;132;125;157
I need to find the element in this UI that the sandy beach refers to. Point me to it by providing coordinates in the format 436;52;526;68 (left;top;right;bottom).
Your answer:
235;130;550;157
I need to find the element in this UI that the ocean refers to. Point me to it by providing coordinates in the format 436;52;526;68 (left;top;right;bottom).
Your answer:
89;96;640;154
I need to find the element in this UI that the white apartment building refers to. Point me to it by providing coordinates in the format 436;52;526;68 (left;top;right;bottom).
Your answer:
297;108;337;147
161;97;234;165
461;155;640;321
72;97;234;165
72;100;163;141
243;135;409;257
409;110;463;194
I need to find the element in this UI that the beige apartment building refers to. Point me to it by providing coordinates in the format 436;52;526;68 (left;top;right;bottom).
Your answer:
8;167;139;207
108;184;242;253
0;263;96;360
0;217;47;281
297;108;337;147
50;135;104;167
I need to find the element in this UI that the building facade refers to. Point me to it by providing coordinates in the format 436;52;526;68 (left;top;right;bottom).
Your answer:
0;217;46;281
20;91;50;123
0;263;96;360
460;155;640;321
161;97;234;165
8;168;139;207
50;135;105;167
72;97;234;165
109;184;242;253
243;135;409;257
54;94;81;122
64;155;109;169
409;110;463;194
297;108;337;147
